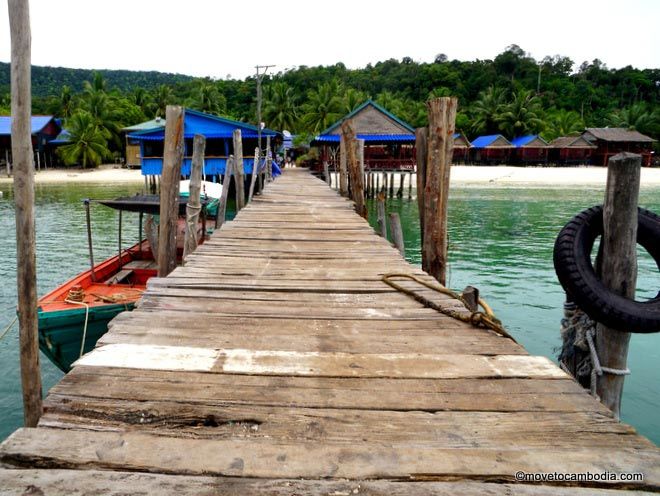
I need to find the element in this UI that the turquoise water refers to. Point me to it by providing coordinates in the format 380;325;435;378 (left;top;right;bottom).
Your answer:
0;181;658;445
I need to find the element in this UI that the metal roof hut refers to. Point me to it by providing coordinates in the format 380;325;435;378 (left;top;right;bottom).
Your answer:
122;117;166;169
311;100;416;172
511;135;549;165
581;128;655;166
127;109;280;178
470;134;514;165
549;135;596;165
0;115;61;171
452;133;472;164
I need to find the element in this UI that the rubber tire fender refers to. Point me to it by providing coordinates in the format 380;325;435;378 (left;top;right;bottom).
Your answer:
553;205;660;333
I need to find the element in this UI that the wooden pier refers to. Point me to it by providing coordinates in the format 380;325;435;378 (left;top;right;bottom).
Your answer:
1;168;658;494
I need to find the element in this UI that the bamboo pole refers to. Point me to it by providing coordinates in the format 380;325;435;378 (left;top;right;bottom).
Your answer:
216;156;233;229
183;134;205;262
338;132;348;196
157;105;184;277
415;127;428;253
423;97;457;285
233;129;245;209
9;0;42;427
388;212;405;256
595;152;641;418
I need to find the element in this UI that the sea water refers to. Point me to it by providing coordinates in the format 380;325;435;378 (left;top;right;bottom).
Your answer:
0;181;658;445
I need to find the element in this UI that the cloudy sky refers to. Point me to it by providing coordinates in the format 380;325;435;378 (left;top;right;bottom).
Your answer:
1;0;658;79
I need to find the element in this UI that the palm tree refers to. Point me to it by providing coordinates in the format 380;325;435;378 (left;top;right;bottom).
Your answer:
300;81;343;134
59;85;74;118
543;109;584;141
187;80;226;115
470;86;507;135
608;103;660;138
496;89;545;137
150;85;174;118
78;89;122;147
341;88;368;114
130;87;151;116
59;111;111;168
263;82;298;131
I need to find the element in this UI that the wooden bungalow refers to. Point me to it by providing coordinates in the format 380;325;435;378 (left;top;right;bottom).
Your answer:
0;115;61;171
582;128;655;166
549;135;596;165
122;117;166;168
470;134;514;164
311;100;416;172
127;109;280;179
452;133;471;163
511;135;549;164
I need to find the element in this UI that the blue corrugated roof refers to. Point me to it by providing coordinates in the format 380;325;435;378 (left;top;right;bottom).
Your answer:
313;133;415;143
0;115;56;135
510;135;547;148
128;108;279;141
319;100;415;135
471;134;512;148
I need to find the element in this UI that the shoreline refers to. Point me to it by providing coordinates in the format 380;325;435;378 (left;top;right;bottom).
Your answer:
1;164;660;187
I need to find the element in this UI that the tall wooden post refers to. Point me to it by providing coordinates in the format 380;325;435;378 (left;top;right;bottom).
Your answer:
388;212;405;256
323;161;330;186
216;156;233;229
376;192;387;238
338;132;348;196
248;146;259;202
157;105;185;277
233;129;245;209
265;135;272;183
183;134;205;262
423;97;457;285
9;0;42;427
341;121;366;218
595;152;641;418
415;127;428;257
5;149;11;177
408;170;413;199
388;173;394;198
396;173;404;198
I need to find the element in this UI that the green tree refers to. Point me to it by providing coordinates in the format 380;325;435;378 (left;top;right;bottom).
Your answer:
542;108;584;141
150;84;174;118
187;80;226;115
497;89;545;137
263;82;298;131
301;81;343;133
470;86;507;135
608;103;660;138
59;111;111;168
341;88;368;114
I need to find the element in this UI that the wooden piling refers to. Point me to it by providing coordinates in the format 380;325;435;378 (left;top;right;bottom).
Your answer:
183;134;205;262
415;127;428;249
375;172;380;196
341;122;367;218
157;105;185;278
388;173;394;198
323;161;330;186
9;0;42;427
397;173;404;198
216;156;233;229
388;212;405;256
408;171;413;199
422;97;457;285
233;129;245;210
248;147;259;202
376;192;387;238
339;131;349;196
265;135;272;183
383;172;388;195
595;152;641;418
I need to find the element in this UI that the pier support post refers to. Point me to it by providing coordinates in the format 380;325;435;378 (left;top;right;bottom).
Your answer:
249;147;260;202
388;173;394;198
422;97;457;285
341;122;367;218
388;212;405;256
323;161;330;186
376;192;387;238
265;135;272;183
408;171;413;199
595;152;641;418
339;131;349;196
183;134;205;262
10;0;43;426
157;105;185;277
233;129;245;210
416;127;428;259
216;156;233;229
397;173;404;198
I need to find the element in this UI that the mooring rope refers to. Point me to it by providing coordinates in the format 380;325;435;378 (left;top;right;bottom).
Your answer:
382;273;516;342
0;315;18;343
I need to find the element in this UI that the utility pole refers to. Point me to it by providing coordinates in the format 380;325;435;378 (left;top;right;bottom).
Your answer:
255;64;275;153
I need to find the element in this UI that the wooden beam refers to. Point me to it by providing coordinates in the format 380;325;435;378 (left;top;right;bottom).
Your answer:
9;0;42;427
595;152;641;418
183;134;205;262
423;98;457;285
157;105;185;277
233;129;245;210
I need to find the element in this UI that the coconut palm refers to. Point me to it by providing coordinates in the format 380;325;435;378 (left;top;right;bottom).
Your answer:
496;89;545;137
150;85;174;118
58;85;74;118
300;81;343;133
78;89;122;147
470;86;507;135
59;111;111;168
341;88;368;114
543;109;584;141
263;82;298;131
187;80;226;115
608;103;660;138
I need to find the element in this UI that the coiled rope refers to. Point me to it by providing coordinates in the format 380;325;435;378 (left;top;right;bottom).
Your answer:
382;273;515;342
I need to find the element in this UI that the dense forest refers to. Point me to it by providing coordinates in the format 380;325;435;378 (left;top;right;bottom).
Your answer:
0;45;658;167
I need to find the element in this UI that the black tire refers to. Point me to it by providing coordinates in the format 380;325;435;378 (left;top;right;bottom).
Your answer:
553;206;660;333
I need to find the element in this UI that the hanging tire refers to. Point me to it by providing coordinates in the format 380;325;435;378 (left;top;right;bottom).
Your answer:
553;205;660;333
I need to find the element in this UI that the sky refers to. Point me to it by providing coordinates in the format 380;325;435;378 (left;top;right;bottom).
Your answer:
1;0;658;80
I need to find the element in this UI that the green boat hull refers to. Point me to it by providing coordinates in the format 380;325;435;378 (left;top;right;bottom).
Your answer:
38;303;136;372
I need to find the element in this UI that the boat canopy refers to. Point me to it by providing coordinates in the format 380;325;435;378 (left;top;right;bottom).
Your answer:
95;195;212;216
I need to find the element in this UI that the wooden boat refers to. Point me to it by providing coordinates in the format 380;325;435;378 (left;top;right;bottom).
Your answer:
38;188;220;372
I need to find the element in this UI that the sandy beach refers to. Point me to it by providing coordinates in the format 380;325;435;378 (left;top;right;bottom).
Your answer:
1;164;660;187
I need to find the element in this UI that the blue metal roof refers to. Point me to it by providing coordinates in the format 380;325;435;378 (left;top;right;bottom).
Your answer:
0;115;56;135
510;135;547;148
319;100;416;136
314;133;415;143
471;134;512;148
128;108;279;141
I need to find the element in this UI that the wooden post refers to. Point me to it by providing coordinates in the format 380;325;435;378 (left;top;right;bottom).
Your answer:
397;173;404;198
388;212;405;256
5;149;11;177
323;161;330;186
216;156;233;229
461;286;479;312
183;134;205;262
265;135;272;183
423;97;457;285
388;172;394;198
157;105;185;277
408;170;413;199
376;192;387;238
35;151;40;171
375;172;380;196
9;0;42;427
341;122;367;218
415;127;428;250
338;131;348;196
248;146;259;202
595;152;641;418
233;129;245;209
